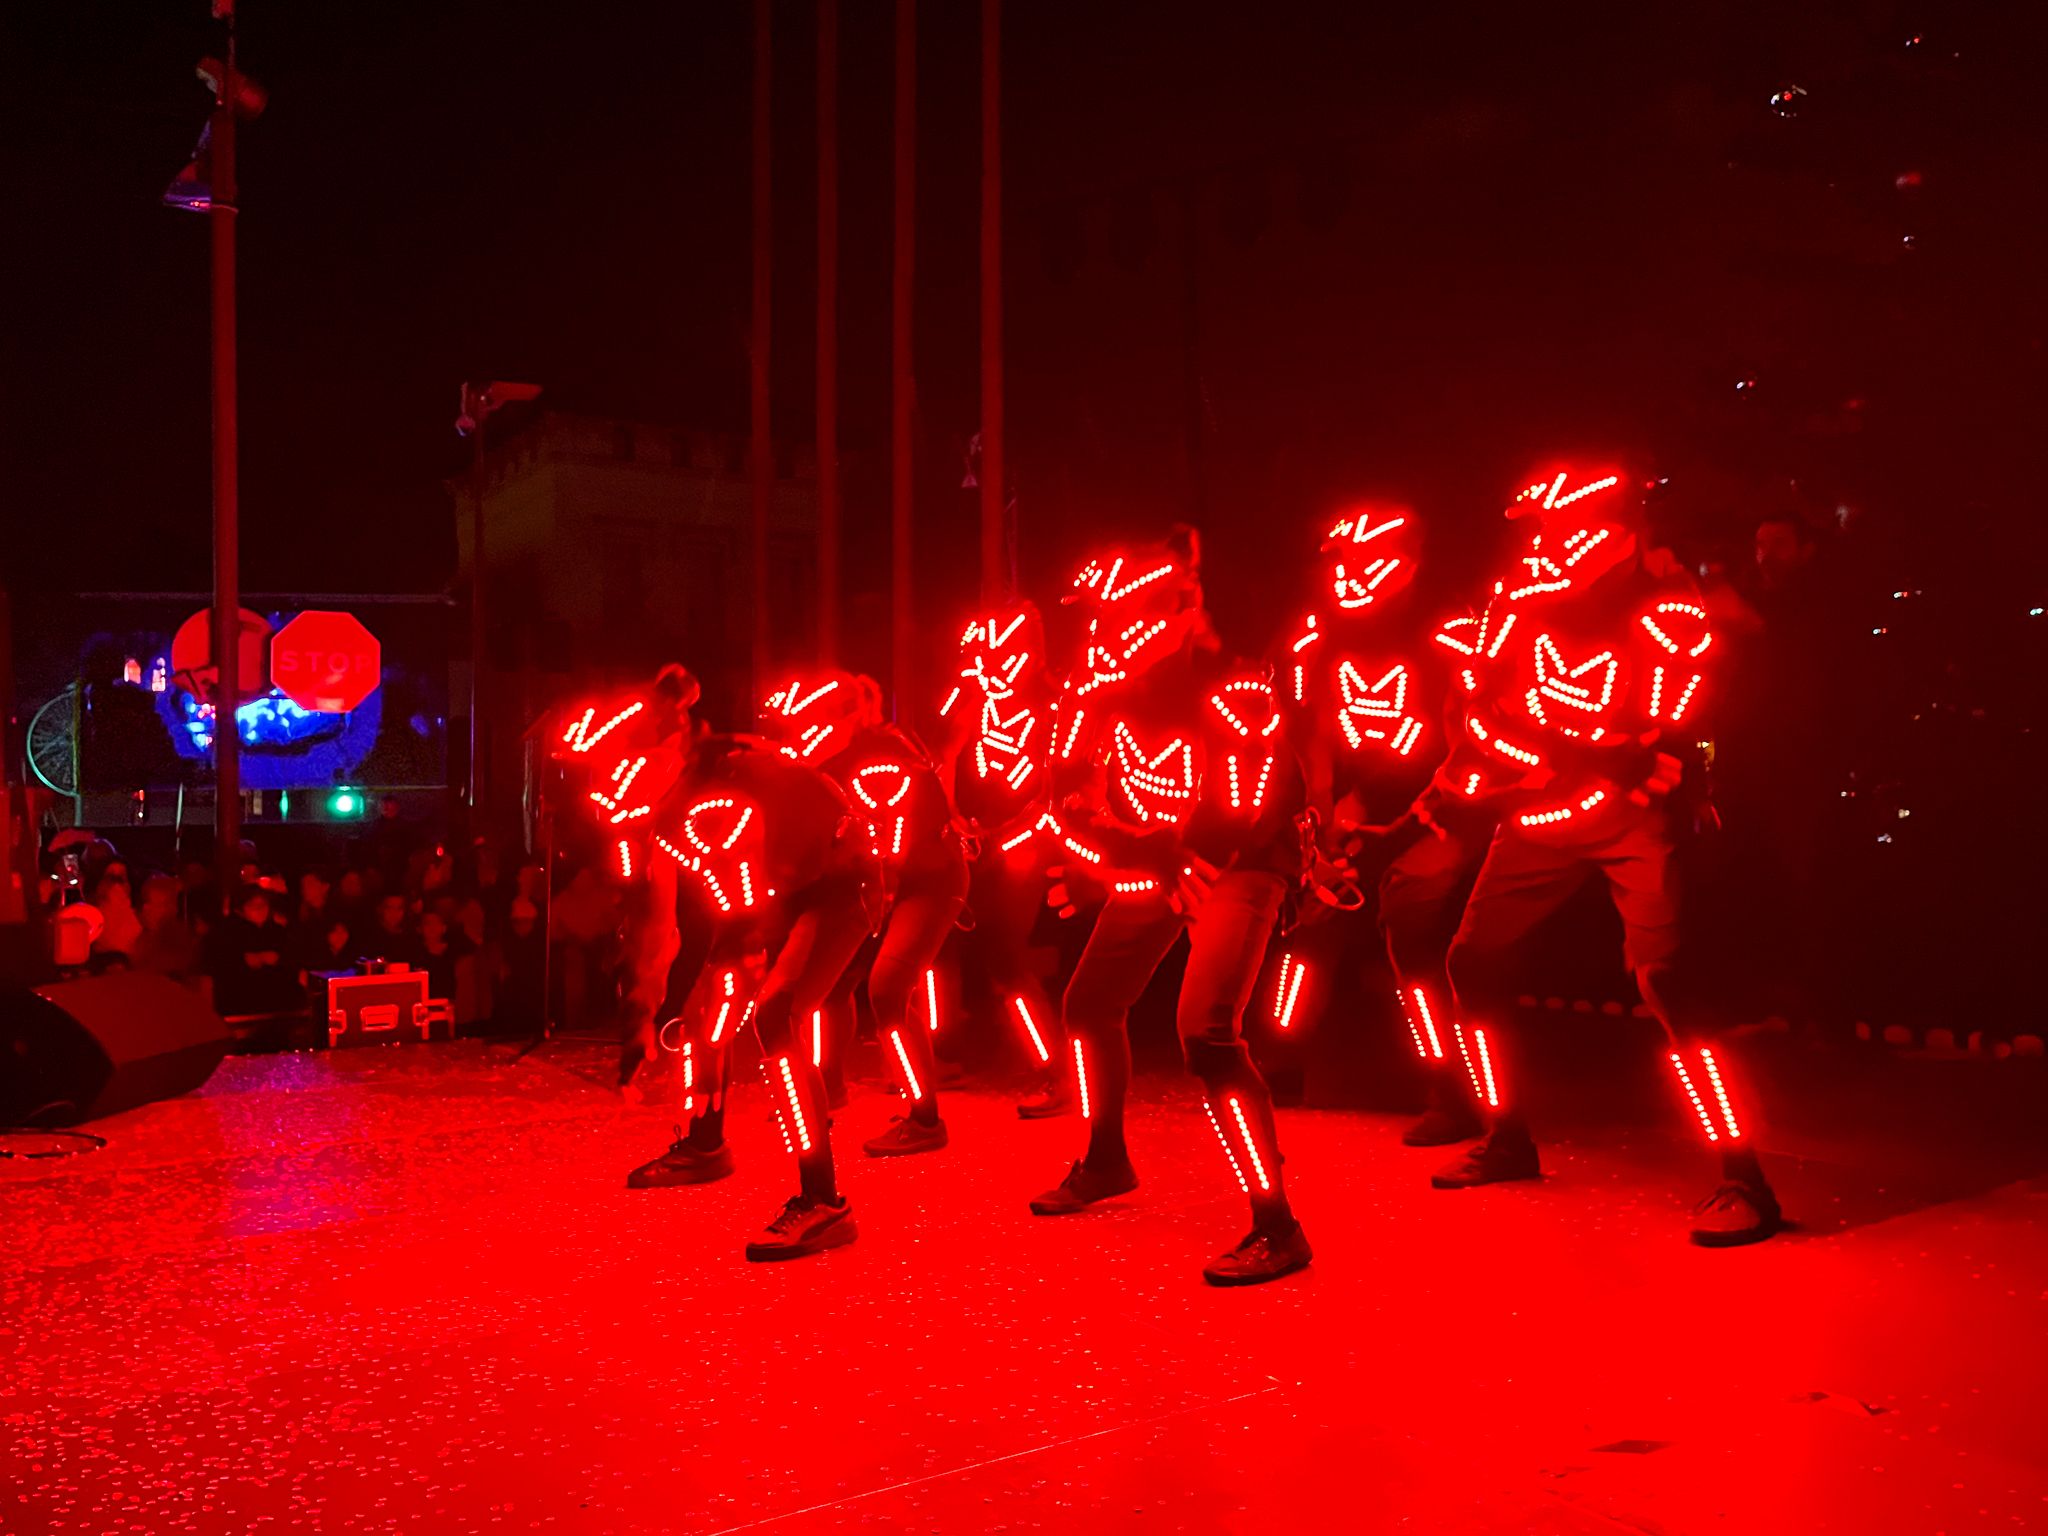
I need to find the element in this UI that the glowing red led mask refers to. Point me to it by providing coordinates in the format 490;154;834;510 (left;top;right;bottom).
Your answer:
558;698;647;758
759;673;863;762
941;604;1046;720
585;750;684;882
1067;551;1194;695
1505;468;1634;593
1320;506;1419;611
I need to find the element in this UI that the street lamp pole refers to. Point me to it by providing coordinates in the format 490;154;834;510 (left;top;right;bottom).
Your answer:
209;9;242;903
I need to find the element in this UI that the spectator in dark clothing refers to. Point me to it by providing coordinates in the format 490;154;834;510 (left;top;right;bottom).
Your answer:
496;896;546;1032
417;910;473;1003
357;892;417;967
288;870;335;970
208;886;301;1017
131;874;201;981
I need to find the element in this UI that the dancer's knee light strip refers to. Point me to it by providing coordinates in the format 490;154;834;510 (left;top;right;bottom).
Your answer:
1071;1037;1091;1120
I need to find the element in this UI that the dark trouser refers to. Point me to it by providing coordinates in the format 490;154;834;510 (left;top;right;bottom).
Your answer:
688;877;872;1202
869;848;970;1122
1378;819;1492;1094
967;849;1060;1070
1062;870;1296;1228
1447;810;1758;1155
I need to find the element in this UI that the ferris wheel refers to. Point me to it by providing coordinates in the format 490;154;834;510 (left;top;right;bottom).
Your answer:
27;686;79;805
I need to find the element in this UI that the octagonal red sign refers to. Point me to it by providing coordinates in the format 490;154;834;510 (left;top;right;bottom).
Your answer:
270;610;382;713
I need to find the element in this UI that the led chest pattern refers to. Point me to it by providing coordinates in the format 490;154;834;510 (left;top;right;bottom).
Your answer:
1208;678;1282;812
653;796;773;914
848;760;917;860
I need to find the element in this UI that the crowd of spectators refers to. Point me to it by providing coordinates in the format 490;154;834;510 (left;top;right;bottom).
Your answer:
52;796;547;1035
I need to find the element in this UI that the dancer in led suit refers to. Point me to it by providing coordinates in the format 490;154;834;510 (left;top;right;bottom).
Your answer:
1030;531;1315;1286
1430;465;1783;1245
618;729;875;1259
1271;505;1468;1123
550;664;707;1095
934;603;1069;1114
759;672;970;1158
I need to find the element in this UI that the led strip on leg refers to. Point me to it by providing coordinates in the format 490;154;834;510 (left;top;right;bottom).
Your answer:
811;1009;824;1069
1669;1052;1720;1142
1204;1100;1249;1192
1698;1046;1742;1140
1410;986;1445;1060
1452;1022;1486;1104
1275;958;1307;1030
1071;1038;1092;1120
1227;1095;1274;1193
1471;1028;1500;1110
925;969;941;1033
1013;996;1050;1063
772;1056;813;1152
889;1029;925;1102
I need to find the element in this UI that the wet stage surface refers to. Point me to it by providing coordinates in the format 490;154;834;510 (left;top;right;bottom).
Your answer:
3;1038;2044;1534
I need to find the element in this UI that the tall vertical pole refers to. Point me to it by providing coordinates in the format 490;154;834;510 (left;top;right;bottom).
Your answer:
891;0;916;718
979;0;1005;603
210;15;242;902
467;426;486;821
750;0;774;699
815;0;840;664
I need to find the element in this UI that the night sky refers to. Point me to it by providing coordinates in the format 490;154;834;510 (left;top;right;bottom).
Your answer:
10;1;2047;632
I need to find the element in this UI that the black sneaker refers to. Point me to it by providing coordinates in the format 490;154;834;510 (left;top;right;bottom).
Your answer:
1202;1221;1313;1287
744;1195;858;1261
1029;1158;1139;1215
1431;1126;1541;1188
862;1114;949;1158
625;1125;737;1189
1402;1097;1485;1147
1689;1180;1783;1247
1016;1081;1075;1119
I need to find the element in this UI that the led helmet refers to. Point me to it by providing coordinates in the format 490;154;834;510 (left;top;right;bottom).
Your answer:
758;671;870;763
944;602;1048;716
1318;502;1421;612
1066;528;1205;693
1503;465;1640;591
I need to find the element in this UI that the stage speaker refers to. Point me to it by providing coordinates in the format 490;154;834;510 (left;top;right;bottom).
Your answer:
0;972;229;1127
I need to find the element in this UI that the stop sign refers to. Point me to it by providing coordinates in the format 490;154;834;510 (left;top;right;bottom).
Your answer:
170;606;272;706
270;611;382;713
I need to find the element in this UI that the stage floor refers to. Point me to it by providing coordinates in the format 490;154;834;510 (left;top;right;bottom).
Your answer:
4;1037;2044;1534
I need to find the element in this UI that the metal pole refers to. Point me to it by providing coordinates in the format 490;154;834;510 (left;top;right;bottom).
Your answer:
979;0;1005;603
467;425;486;822
816;0;840;664
210;17;241;904
891;0;916;718
750;0;774;698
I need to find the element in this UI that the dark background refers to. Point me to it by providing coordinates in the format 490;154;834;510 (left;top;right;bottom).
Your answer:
7;0;2046;1030
10;1;2047;610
